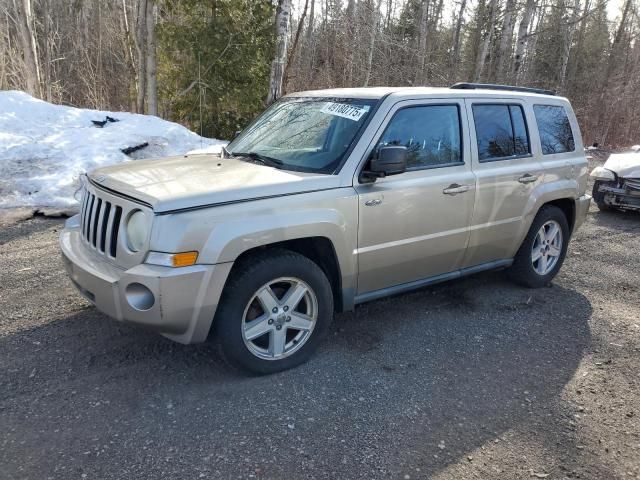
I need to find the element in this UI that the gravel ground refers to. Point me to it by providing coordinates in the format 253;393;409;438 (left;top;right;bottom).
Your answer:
1;180;639;479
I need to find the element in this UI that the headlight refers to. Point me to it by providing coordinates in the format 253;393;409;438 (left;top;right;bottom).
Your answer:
126;210;148;252
589;166;615;181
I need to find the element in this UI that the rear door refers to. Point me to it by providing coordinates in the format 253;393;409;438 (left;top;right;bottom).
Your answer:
462;99;543;268
354;98;475;295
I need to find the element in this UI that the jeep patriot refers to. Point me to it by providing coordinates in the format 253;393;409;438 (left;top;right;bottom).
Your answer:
60;83;591;373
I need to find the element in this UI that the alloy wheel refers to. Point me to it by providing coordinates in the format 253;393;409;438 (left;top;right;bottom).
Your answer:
241;277;318;360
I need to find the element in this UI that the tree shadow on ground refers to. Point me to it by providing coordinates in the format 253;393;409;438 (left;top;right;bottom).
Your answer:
0;272;593;479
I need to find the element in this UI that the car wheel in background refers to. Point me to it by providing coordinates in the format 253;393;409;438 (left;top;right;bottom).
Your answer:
592;180;614;212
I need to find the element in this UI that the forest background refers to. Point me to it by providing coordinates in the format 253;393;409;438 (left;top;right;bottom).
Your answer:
1;0;638;146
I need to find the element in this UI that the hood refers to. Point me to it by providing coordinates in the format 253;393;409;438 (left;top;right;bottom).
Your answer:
602;151;640;179
88;154;341;212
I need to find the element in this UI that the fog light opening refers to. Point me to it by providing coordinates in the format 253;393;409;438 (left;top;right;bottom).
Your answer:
125;283;155;311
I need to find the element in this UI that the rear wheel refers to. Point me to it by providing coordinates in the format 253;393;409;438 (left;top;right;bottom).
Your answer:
508;205;569;288
215;249;333;374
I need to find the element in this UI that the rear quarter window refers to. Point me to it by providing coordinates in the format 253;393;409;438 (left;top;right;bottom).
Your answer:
533;105;576;154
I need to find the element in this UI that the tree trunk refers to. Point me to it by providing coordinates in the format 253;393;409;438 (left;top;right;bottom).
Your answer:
121;0;138;111
305;0;315;44
566;0;590;95
414;0;430;84
598;0;633;144
146;0;157;116
450;0;467;80
558;0;581;93
521;3;543;83
363;0;383;87
474;0;498;82
42;0;52;101
266;0;292;104
282;0;309;91
135;0;148;113
513;0;536;81
496;0;516;82
345;0;357;86
13;0;40;97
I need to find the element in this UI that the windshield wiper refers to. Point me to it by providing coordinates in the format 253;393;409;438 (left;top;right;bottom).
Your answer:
232;151;284;168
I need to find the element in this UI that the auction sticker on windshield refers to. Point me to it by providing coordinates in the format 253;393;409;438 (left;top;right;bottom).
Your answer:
321;102;370;121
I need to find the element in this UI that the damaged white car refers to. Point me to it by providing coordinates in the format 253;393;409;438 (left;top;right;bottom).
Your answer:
590;145;640;212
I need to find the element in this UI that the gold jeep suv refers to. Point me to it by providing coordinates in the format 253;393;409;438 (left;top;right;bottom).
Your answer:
60;83;591;373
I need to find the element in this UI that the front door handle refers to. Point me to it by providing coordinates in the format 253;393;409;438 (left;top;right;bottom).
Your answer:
443;183;470;195
365;198;382;206
518;173;539;184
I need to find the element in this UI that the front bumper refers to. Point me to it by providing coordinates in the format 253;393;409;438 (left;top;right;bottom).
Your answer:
60;216;232;344
597;182;640;210
574;194;591;232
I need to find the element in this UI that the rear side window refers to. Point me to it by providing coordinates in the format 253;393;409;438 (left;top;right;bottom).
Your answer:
472;104;530;161
379;105;462;169
533;105;575;154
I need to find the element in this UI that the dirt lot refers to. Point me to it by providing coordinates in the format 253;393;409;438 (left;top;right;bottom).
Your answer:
1;189;639;479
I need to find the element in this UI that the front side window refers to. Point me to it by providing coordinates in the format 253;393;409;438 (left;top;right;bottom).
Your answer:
378;105;462;169
472;104;530;161
228;97;377;173
533;105;575;154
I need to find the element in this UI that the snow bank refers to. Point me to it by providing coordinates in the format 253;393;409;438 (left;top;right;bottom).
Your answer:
0;90;226;213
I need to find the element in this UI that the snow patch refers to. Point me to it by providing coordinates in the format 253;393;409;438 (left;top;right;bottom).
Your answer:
0;90;226;212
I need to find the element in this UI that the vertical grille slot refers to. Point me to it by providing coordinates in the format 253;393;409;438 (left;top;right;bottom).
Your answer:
91;198;102;247
100;202;111;252
84;194;95;241
110;206;123;258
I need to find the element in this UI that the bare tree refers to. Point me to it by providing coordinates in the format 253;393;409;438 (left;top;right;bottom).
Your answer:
414;0;430;84
146;0;157;115
283;0;308;90
266;0;292;104
474;0;498;82
135;0;148;112
450;0;467;80
363;0;383;87
497;0;517;82
513;0;536;81
12;0;40;97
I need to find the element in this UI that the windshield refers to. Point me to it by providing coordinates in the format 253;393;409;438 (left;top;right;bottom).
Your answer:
227;97;378;173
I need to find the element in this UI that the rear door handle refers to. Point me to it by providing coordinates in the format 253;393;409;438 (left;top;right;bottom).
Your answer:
443;183;470;195
518;173;539;184
365;198;382;206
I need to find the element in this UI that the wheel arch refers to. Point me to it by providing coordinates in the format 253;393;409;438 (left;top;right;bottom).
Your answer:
226;237;348;314
544;198;576;234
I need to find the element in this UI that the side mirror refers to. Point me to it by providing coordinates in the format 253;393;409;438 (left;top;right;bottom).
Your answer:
361;146;408;182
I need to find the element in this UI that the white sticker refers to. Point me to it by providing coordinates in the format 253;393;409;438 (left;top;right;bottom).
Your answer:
320;102;370;121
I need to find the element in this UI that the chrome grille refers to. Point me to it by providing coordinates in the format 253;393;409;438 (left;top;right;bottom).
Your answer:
79;187;123;258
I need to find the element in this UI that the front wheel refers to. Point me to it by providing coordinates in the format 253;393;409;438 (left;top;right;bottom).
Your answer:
508;205;569;288
214;249;333;374
592;180;614;211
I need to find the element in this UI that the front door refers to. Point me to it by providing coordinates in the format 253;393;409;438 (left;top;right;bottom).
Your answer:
355;99;475;295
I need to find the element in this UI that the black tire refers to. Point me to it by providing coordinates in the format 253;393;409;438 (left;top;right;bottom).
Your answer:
214;249;333;374
507;205;570;288
592;180;613;211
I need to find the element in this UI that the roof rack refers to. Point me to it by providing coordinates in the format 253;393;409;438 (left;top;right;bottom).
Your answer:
450;82;556;96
